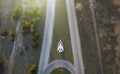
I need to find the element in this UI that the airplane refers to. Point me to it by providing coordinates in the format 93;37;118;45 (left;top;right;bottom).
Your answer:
57;40;64;53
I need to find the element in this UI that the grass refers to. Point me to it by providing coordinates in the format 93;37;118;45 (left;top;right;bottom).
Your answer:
49;0;74;64
50;67;71;74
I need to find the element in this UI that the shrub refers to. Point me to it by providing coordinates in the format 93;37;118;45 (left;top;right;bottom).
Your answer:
9;32;16;37
32;32;39;41
32;41;38;47
9;32;16;42
19;49;24;55
28;64;37;74
0;31;8;36
0;59;3;66
11;6;22;20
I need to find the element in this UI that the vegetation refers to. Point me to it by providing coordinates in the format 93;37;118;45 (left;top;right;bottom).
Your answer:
31;32;39;47
11;6;22;20
0;31;8;36
0;59;3;65
19;49;24;55
50;67;71;74
23;0;40;5
28;64;37;74
0;0;46;73
49;0;74;64
21;6;41;47
9;31;16;42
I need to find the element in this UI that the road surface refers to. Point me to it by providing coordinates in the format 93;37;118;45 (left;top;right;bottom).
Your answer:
37;0;56;73
66;0;85;74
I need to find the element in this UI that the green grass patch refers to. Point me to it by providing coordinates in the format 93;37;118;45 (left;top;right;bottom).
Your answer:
49;0;74;64
50;67;71;74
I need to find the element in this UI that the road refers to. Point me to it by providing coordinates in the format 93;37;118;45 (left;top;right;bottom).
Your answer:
66;0;84;74
37;0;56;73
43;60;75;74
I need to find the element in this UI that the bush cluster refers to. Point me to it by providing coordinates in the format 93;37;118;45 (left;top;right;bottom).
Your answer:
9;31;16;42
22;6;41;35
11;6;22;20
32;32;39;47
0;31;8;36
28;64;37;74
21;6;41;47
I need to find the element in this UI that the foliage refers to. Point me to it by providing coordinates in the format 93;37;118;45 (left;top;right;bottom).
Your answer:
31;32;39;47
28;64;37;74
32;32;39;41
32;41;38;47
21;6;41;35
19;49;24;55
0;58;3;66
0;60;3;65
11;6;22;20
9;32;16;42
21;6;41;47
0;31;8;36
23;0;39;5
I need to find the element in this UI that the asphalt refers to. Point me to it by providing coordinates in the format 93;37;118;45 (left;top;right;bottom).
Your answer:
66;0;84;74
37;0;56;73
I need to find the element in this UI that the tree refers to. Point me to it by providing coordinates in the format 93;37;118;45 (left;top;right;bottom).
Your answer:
28;64;37;74
11;6;22;20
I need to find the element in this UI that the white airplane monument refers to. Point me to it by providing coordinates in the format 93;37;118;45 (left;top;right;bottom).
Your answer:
57;40;64;53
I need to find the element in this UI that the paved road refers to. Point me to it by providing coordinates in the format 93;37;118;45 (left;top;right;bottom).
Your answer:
37;0;56;73
66;0;85;74
43;60;75;74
